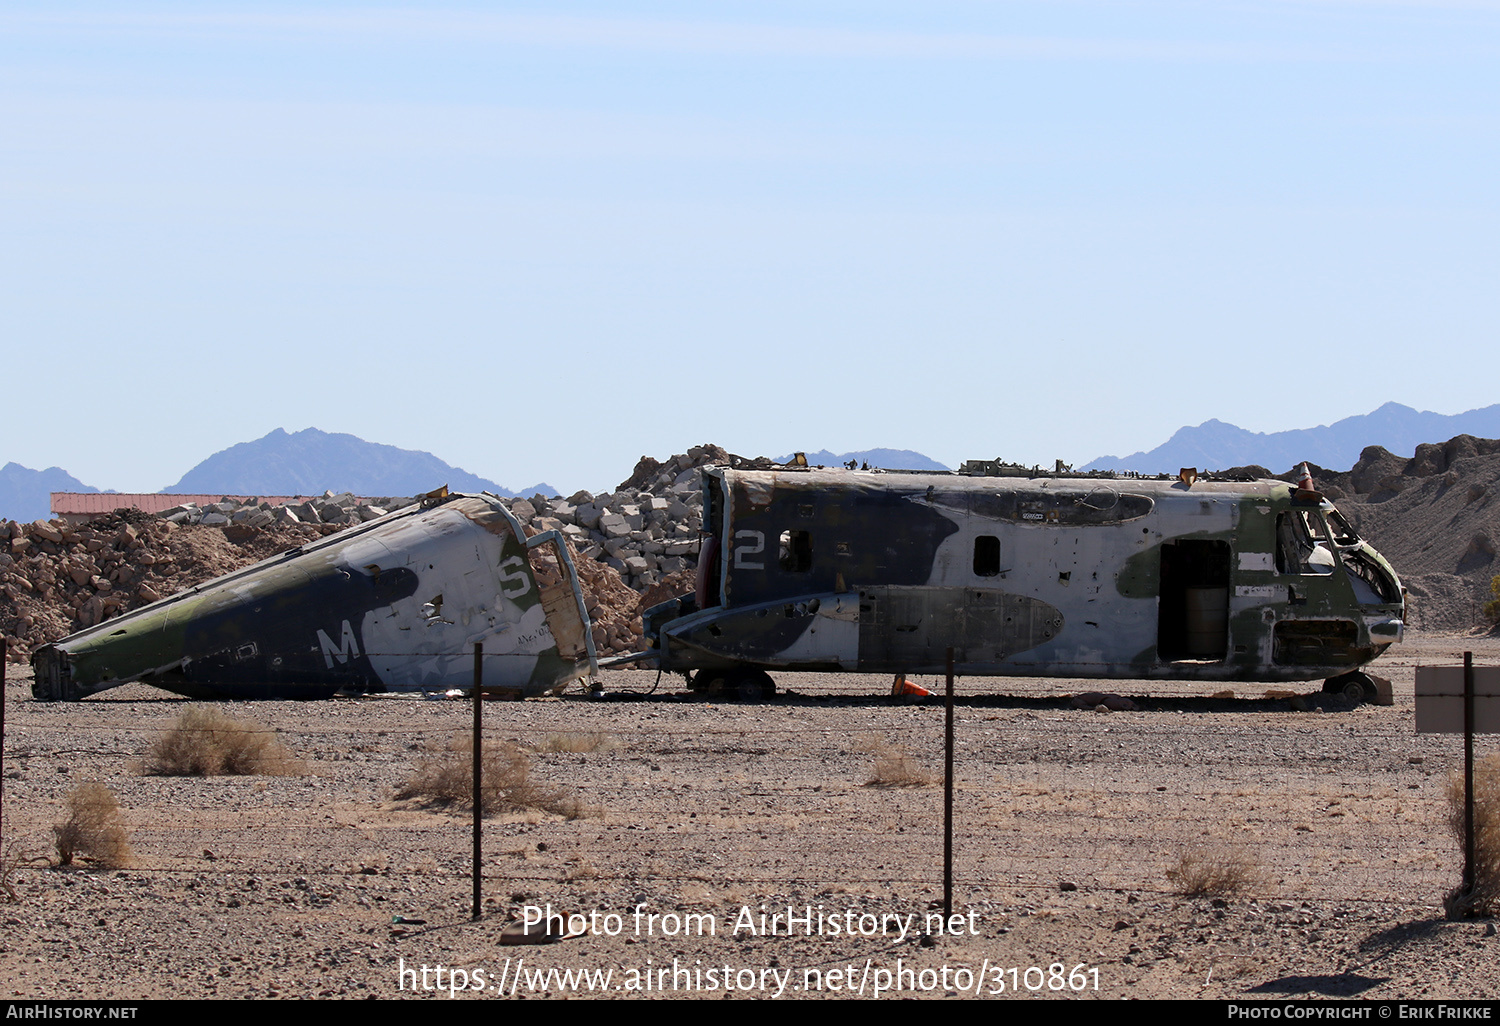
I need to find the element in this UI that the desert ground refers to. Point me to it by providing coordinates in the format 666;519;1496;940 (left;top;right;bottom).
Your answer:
1;630;1496;1001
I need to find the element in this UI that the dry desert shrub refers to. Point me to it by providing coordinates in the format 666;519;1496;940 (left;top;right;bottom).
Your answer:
143;705;304;776
563;858;599;882
1444;753;1500;917
859;735;935;788
533;731;618;754
53;781;131;869
1166;845;1262;897
397;735;598;819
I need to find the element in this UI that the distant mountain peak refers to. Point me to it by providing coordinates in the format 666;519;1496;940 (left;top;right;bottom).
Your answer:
165;428;550;498
1;463;100;523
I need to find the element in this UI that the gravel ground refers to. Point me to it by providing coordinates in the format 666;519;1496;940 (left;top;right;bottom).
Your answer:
1;631;1496;1001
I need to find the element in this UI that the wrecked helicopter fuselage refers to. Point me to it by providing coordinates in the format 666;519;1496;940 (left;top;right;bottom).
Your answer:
31;492;596;701
638;466;1406;701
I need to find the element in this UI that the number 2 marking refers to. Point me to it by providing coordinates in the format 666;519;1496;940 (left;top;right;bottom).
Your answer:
734;530;765;570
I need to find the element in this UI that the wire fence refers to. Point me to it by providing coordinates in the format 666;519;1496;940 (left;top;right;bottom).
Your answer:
3;679;1481;915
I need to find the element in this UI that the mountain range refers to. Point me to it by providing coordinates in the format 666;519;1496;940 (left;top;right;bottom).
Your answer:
1081;402;1500;475
0;428;552;523
773;448;951;471
8;403;1500;523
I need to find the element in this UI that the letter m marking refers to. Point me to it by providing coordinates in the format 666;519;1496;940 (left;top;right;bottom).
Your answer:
318;620;359;668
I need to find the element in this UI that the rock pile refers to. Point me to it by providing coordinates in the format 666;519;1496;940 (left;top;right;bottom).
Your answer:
1;516;334;664
499;443;786;657
154;491;413;529
500;444;740;594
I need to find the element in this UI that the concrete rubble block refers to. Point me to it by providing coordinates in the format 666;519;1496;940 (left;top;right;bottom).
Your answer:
575;503;604;529
509;499;537;522
665;540;698;557
623;555;650;575
200;513;230;527
274;506;302;524
531;516;565;534
603;538;635;559
599;515;631;539
355;506;385;522
328;492;357;507
290;502;322;524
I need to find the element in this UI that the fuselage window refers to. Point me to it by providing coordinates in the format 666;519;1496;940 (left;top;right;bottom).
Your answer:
779;530;812;572
973;535;1000;577
1276;511;1336;576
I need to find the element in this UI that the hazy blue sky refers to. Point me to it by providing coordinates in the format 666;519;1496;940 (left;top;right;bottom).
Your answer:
4;2;1497;495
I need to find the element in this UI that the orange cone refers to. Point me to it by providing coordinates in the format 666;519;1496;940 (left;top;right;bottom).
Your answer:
891;675;931;697
1296;462;1315;491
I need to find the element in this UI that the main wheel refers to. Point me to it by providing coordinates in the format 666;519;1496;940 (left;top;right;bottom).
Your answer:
689;669;723;694
697;668;776;700
1341;676;1368;704
1324;671;1371;705
730;669;776;701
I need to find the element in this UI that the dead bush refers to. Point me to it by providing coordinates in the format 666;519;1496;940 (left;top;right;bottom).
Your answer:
143;705;303;776
53;781;131;869
860;735;934;788
533;732;618;754
1444;753;1500;917
397;735;598;819
1166;845;1261;897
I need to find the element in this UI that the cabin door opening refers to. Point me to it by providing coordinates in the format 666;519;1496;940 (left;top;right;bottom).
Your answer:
1157;539;1230;661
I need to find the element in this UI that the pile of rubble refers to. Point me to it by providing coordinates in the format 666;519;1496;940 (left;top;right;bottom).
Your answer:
504;443;784;656
155;491;413;528
504;444;751;593
1;515;334;665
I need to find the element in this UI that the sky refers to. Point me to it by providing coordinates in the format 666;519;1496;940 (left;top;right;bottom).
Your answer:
3;1;1498;496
